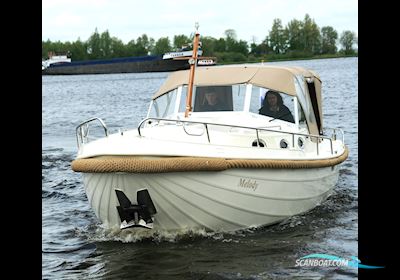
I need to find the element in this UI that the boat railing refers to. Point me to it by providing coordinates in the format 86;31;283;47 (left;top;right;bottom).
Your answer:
138;117;342;155
324;127;345;144
76;117;108;148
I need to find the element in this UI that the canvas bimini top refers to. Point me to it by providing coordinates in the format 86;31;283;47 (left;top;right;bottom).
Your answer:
152;64;324;135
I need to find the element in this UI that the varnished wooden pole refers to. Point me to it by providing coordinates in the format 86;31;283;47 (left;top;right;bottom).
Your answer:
184;32;200;118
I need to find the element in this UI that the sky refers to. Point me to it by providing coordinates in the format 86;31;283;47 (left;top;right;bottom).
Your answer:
42;0;358;44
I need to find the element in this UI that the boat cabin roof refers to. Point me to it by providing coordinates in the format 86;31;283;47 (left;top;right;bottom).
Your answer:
153;64;321;100
152;64;324;136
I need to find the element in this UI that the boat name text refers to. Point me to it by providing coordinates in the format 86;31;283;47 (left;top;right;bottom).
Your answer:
238;178;258;191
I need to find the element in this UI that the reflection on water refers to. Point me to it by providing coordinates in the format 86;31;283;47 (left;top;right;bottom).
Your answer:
42;57;358;279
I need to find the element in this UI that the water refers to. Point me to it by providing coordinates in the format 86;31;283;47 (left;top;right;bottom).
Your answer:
42;57;358;279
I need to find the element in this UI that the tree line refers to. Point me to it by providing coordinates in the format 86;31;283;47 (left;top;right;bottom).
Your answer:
42;14;357;63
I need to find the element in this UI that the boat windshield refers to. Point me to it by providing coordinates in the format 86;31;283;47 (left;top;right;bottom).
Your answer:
149;85;244;118
148;84;306;125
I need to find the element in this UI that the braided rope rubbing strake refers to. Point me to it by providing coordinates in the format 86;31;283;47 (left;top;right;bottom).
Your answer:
71;146;348;173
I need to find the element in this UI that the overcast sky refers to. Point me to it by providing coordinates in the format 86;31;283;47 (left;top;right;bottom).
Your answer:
42;0;358;44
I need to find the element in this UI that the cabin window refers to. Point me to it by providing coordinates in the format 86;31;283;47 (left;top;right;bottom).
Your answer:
193;86;233;112
250;86;295;123
148;89;177;118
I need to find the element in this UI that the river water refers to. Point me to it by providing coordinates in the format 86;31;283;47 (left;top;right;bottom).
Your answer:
42;57;358;279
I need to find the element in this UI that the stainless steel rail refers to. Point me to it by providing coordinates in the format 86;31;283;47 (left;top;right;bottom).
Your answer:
324;127;345;143
138;117;342;155
76;117;108;148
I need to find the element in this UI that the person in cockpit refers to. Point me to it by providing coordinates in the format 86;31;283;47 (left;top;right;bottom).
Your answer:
259;90;294;123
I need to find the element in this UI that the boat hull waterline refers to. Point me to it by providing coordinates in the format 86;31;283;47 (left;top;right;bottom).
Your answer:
82;167;338;232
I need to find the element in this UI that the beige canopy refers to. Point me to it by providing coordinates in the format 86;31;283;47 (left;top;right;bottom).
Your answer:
153;65;321;99
152;64;323;135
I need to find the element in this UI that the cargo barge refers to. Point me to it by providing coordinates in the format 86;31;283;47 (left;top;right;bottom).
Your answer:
42;49;215;75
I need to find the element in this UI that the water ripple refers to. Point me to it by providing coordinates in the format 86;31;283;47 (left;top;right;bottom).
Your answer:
42;58;358;280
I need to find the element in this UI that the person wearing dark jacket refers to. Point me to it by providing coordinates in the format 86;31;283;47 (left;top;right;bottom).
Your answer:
259;90;295;123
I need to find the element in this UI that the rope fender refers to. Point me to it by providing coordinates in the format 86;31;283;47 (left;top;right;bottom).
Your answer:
71;146;349;173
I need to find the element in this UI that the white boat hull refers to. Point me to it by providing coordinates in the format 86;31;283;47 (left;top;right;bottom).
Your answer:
82;166;338;232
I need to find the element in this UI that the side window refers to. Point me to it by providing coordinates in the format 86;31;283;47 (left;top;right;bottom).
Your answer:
149;89;177;118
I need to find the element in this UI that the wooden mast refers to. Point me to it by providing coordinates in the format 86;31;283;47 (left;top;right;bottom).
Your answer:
184;24;200;118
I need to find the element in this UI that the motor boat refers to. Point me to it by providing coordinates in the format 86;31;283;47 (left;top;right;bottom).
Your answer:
163;43;216;66
42;52;71;70
71;32;348;232
162;48;203;60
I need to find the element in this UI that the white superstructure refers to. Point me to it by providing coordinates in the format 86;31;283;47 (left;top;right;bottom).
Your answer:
42;53;71;70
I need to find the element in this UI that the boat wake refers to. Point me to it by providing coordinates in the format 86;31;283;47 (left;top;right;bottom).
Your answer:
84;225;229;243
76;220;268;243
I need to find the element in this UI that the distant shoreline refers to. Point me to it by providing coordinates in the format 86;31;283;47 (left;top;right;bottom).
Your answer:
220;54;358;65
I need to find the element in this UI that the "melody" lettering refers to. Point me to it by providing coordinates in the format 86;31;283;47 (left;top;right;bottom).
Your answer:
238;178;258;191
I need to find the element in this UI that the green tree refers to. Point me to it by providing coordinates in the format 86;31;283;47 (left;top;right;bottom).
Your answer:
100;30;112;57
42;39;52;58
286;19;304;51
111;37;129;57
131;37;147;56
250;42;257;55
302;14;321;54
224;29;237;41
42;22;357;64
70;38;88;60
136;34;153;55
201;36;217;56
125;39;137;56
87;28;102;59
224;29;237;52
214;38;226;52
222;29;248;56
269;19;288;54
153;37;171;55
249;36;258;55
320;26;338;54
339;30;357;55
233;40;249;56
250;38;270;56
42;39;72;59
173;34;191;50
